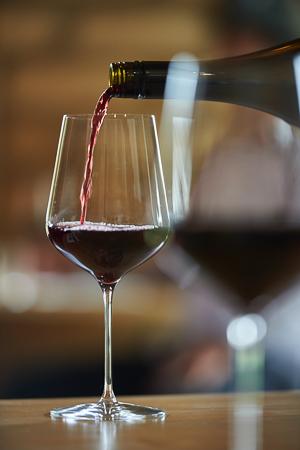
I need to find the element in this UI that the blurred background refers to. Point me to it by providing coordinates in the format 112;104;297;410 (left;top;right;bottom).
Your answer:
1;0;300;399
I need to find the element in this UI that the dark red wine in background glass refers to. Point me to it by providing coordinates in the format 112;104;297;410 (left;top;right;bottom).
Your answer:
176;225;300;307
80;87;113;224
48;222;168;284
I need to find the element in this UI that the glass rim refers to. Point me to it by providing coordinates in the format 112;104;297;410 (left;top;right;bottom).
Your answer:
63;113;155;120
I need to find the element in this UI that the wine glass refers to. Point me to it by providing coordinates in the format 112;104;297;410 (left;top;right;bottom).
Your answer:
171;102;300;391
46;113;170;421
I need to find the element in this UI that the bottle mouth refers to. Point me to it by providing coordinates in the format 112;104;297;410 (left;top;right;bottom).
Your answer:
109;61;142;98
109;63;126;89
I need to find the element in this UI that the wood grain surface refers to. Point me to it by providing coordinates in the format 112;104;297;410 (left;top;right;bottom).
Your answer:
1;392;300;450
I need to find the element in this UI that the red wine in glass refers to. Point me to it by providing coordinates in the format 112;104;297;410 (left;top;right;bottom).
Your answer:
48;221;168;284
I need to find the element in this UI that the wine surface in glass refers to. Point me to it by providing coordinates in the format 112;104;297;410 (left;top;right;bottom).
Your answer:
176;225;300;305
48;221;168;284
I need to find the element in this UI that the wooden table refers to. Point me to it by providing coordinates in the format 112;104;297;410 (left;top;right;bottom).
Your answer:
1;392;299;450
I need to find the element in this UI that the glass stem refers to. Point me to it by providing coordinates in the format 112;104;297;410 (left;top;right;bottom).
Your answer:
100;283;117;404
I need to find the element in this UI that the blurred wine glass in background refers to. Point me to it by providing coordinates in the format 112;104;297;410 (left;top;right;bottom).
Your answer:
159;52;300;392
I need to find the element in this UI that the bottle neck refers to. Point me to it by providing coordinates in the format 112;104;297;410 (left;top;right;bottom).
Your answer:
110;61;168;98
109;62;142;98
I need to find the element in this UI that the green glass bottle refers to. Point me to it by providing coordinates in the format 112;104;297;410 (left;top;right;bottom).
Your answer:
109;39;300;126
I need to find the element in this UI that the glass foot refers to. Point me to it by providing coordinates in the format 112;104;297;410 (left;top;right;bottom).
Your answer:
50;399;166;422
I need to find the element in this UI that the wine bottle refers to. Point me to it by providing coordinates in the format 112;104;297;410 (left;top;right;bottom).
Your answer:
109;39;300;127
